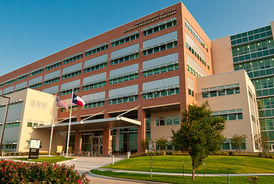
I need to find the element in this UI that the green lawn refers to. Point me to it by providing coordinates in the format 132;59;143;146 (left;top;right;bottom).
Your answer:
104;155;274;174
12;156;73;163
92;170;274;184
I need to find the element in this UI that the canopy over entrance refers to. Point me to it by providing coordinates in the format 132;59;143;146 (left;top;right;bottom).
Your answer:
34;116;141;131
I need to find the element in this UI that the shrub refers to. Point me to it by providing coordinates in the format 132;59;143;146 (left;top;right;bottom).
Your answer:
0;160;89;183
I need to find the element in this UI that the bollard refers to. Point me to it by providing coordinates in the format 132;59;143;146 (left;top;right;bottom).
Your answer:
127;151;131;159
112;155;115;165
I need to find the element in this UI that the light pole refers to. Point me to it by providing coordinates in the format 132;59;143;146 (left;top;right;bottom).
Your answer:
0;95;11;151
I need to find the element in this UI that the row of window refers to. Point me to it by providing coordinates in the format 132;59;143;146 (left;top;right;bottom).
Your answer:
222;139;246;150
64;54;83;64
84;62;107;73
43;78;60;85
110;74;138;85
202;85;240;98
2;122;20;128
184;20;205;49
142;87;179;99
110;53;139;65
1;39;176;87
29;83;42;89
187;64;202;78
82;81;106;91
233;48;274;63
256;88;274;98
143;19;176;36
1;144;17;150
17;74;28;81
85;101;105;109
231;26;272;46
143;41;177;56
246;68;274;79
232;39;274;57
155;115;180;126
234;57;274;72
27;122;44;127
112;33;139;47
5;79;15;86
143;63;178;77
186;42;206;67
213;111;243;121
85;44;109;57
257;97;274;110
60;88;79;96
252;77;273;91
62;71;81;80
30;68;44;76
108;95;138;105
260;119;274;131
45;61;62;71
259;108;274;118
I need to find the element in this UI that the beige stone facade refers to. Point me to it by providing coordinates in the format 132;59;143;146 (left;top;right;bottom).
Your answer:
197;70;260;152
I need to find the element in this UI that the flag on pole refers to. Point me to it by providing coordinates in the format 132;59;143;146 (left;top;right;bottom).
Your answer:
56;97;69;109
72;94;85;106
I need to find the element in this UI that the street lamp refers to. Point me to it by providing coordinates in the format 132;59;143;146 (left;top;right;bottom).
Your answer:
0;95;11;151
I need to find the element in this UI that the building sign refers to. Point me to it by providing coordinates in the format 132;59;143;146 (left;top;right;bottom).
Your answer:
30;139;40;149
29;139;40;159
124;8;176;33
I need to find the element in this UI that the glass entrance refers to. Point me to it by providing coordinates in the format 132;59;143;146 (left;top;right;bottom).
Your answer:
92;136;103;155
81;131;103;156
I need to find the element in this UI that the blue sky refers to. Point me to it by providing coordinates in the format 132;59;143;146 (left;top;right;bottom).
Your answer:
0;0;273;76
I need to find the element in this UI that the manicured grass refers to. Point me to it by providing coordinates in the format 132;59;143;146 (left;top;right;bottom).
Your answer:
92;170;274;184
12;156;73;163
104;155;274;174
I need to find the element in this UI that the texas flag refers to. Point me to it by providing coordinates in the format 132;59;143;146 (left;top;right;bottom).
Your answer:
72;94;86;106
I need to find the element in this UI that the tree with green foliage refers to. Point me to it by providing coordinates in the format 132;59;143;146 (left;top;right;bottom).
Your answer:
172;103;225;180
156;137;168;151
231;134;246;153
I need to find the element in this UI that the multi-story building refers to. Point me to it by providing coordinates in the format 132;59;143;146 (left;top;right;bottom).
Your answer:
0;2;264;154
213;23;274;151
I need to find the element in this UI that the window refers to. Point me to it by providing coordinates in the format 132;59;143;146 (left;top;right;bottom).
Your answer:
110;53;139;65
202;84;240;98
30;68;44;76
110;74;138;85
143;19;176;36
64;53;83;64
45;61;62;71
143;87;179;100
112;33;139;47
143;41;177;56
108;95;138;105
82;81;106;91
155;116;180;126
62;71;81;80
143;63;178;77
213;109;243;121
85;44;108;56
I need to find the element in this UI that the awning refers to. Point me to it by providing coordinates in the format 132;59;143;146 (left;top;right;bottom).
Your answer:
34;116;141;131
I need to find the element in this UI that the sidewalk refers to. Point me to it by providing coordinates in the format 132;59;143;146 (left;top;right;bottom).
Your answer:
97;167;274;177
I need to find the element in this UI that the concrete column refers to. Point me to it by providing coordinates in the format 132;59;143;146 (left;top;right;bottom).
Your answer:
102;113;111;155
137;107;146;153
115;129;120;152
102;128;111;155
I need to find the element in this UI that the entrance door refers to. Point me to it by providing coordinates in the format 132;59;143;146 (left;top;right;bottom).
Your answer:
92;136;103;155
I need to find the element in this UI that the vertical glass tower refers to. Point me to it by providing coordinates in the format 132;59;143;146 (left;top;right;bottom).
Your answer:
231;25;274;149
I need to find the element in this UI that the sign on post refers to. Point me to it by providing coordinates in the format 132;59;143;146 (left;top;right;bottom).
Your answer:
28;139;40;159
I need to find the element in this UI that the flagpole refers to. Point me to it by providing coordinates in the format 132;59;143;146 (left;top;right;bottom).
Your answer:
48;94;57;156
66;91;74;157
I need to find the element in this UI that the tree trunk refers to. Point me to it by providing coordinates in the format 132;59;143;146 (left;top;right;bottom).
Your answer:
192;159;195;180
192;167;195;180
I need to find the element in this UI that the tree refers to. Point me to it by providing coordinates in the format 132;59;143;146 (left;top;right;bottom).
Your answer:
172;103;225;180
231;134;246;153
156;137;168;151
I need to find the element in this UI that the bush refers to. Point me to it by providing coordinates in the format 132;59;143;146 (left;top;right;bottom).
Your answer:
0;160;89;183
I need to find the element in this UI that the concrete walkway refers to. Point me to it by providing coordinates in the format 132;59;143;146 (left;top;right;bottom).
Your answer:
61;156;167;184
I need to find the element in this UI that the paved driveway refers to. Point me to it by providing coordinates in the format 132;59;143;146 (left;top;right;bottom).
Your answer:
61;156;154;184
